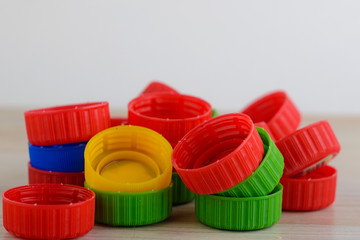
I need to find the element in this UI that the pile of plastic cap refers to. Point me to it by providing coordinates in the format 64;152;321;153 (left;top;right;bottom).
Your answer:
1;81;341;239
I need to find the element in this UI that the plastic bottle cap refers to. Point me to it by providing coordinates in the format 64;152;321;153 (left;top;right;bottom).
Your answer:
195;184;283;231
172;172;194;205
28;142;86;172
28;162;85;186
140;81;180;95
276;120;341;178
128;93;212;148
172;113;264;195
241;91;301;141
24;102;111;146
110;117;128;126
281;165;337;211
84;125;173;192
217;127;284;197
3;184;95;239
84;181;172;226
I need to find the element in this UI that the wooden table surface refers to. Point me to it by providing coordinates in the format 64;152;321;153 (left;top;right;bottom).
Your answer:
0;108;359;240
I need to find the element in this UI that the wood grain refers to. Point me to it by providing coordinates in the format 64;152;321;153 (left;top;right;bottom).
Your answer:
1;108;359;239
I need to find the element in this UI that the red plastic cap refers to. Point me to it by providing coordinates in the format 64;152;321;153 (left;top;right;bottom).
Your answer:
24;102;111;146
3;184;95;239
277;120;341;178
242;91;301;141
110;117;128;126
128;93;212;148
172;113;264;195
281;165;337;211
140;81;180;95
254;121;275;140
28;162;85;187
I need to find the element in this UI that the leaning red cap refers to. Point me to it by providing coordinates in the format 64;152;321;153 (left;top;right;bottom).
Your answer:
140;81;179;95
241;91;301;141
277;120;341;178
24;102;111;146
281;165;337;211
172;113;264;195
3;184;95;239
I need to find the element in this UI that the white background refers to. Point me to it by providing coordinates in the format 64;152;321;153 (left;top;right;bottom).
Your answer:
1;1;359;115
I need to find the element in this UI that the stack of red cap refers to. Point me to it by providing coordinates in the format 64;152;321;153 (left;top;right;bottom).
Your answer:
24;102;111;186
277;121;340;210
241;91;341;211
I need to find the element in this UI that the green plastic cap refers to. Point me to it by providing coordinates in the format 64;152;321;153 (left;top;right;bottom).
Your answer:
195;184;283;231
217;127;284;197
84;182;172;226
172;172;195;205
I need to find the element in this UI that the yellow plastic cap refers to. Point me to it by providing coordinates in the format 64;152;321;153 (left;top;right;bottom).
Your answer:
85;125;173;192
